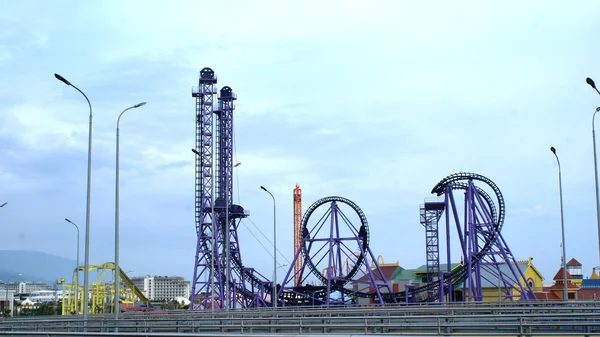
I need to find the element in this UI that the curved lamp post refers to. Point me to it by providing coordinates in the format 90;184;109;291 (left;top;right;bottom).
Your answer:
260;186;277;308
586;77;600;273
550;146;568;302
5;273;21;317
114;102;146;324
65;218;80;314
54;73;93;322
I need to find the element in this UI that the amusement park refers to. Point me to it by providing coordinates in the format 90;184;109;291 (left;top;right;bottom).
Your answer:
185;67;549;311
9;67;600;319
4;2;600;335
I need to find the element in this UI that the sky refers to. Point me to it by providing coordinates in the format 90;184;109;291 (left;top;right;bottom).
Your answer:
1;0;600;288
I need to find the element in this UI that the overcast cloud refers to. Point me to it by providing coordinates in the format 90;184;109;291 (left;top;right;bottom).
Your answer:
1;0;600;285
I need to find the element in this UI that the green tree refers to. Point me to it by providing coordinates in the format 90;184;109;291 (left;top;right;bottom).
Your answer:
162;300;182;310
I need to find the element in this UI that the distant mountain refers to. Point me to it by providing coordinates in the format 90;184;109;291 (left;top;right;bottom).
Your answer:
0;250;77;286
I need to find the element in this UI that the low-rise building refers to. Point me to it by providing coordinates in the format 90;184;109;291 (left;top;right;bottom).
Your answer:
0;285;16;317
537;258;600;301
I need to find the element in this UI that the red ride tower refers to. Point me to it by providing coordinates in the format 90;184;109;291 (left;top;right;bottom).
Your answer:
293;184;302;285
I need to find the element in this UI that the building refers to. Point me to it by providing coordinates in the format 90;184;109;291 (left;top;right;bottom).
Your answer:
17;282;52;294
131;277;145;296
0;285;16;317
0;281;52;296
384;257;543;303
579;272;600;300
536;258;600;301
27;290;59;303
130;275;190;301
477;257;544;301
566;258;583;286
0;282;18;294
351;260;402;305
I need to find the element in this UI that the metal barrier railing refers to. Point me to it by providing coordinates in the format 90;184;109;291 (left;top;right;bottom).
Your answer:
0;301;599;336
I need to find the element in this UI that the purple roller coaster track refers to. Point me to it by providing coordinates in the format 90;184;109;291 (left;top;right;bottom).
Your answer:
189;68;535;309
278;196;397;306
414;173;537;303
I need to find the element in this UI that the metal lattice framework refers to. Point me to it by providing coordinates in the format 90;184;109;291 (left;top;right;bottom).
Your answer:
191;70;271;310
189;71;535;308
420;200;444;301
215;86;236;308
190;68;218;309
293;184;303;285
278;196;396;306
215;86;263;309
418;172;536;302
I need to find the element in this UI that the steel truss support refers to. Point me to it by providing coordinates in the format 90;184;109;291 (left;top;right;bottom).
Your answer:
190;68;219;310
440;179;536;303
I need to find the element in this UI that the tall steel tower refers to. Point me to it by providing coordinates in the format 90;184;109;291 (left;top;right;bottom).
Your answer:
215;86;244;309
191;70;272;310
190;67;218;309
293;184;302;285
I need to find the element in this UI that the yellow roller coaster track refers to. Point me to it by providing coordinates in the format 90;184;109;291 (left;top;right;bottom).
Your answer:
61;262;149;315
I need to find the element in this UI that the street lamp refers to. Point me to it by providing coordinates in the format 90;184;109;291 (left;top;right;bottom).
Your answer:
586;77;600;274
260;185;277;308
65;218;80;315
586;77;600;96
54;73;93;322
5;274;21;317
550;146;568;302
114;102;146;323
0;202;7;208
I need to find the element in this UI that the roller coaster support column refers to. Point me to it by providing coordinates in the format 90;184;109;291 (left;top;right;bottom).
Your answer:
190;68;218;311
225;171;230;310
443;184;464;303
550;147;568;301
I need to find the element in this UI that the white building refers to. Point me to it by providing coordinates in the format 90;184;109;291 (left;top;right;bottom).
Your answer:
18;282;51;294
27;290;59;303
0;281;52;295
130;275;190;301
0;285;16;317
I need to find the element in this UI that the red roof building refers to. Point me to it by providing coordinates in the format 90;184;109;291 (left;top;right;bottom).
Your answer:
552;267;573;282
535;258;591;301
565;258;584;285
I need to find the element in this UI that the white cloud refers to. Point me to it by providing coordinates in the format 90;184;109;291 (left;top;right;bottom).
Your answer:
0;102;88;151
236;152;309;176
0;45;10;62
0;0;599;287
